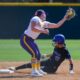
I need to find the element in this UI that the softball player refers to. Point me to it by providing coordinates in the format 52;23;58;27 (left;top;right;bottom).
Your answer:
9;34;74;74
14;9;71;77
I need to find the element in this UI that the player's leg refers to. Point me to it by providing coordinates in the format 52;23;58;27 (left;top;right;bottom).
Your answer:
9;58;47;71
9;60;46;71
9;63;31;71
41;59;57;74
40;59;51;73
15;63;32;70
34;42;47;75
9;59;47;70
9;62;32;71
20;34;43;76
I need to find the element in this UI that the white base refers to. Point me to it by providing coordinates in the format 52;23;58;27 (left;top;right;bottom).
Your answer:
0;69;14;74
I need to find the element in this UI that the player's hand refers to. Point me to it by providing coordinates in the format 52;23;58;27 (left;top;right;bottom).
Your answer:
43;29;49;35
69;70;74;74
41;54;47;59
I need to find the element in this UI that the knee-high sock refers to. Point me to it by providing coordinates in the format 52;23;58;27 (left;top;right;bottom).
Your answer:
37;61;41;70
15;63;32;70
31;58;38;71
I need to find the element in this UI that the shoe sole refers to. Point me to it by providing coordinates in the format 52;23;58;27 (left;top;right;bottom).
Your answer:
31;74;43;77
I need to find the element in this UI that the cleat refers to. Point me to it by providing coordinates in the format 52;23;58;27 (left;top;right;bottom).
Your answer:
9;70;15;73
38;69;47;75
9;67;16;71
8;67;16;73
31;70;43;77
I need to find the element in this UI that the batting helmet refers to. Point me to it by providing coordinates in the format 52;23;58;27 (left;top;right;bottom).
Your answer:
53;34;65;44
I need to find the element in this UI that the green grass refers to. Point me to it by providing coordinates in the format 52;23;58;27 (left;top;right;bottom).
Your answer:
0;39;80;61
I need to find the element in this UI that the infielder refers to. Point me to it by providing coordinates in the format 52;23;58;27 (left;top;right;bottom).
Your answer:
14;8;75;76
9;34;74;74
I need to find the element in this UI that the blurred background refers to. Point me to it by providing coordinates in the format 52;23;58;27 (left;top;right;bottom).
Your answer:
0;6;80;39
0;0;80;39
0;0;80;3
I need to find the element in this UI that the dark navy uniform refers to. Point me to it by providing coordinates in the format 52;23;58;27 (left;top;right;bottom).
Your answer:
41;47;71;73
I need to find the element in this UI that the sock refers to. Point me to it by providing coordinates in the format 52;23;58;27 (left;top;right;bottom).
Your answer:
37;61;41;70
16;63;32;70
31;58;37;71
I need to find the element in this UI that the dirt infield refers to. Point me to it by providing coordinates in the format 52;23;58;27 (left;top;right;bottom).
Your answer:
0;60;80;80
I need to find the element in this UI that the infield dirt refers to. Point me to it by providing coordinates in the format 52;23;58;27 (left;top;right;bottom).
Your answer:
0;60;80;80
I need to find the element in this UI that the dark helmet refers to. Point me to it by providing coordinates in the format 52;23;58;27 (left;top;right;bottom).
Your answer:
53;34;65;44
35;9;46;16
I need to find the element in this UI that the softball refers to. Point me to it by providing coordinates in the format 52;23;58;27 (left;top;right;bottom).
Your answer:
68;10;73;16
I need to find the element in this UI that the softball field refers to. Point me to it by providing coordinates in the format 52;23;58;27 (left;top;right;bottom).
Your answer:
0;60;80;80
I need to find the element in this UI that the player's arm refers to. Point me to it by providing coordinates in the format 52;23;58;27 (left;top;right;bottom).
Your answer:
41;54;52;59
67;58;74;74
31;21;49;35
66;50;74;74
47;14;67;29
69;59;74;70
47;8;76;29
